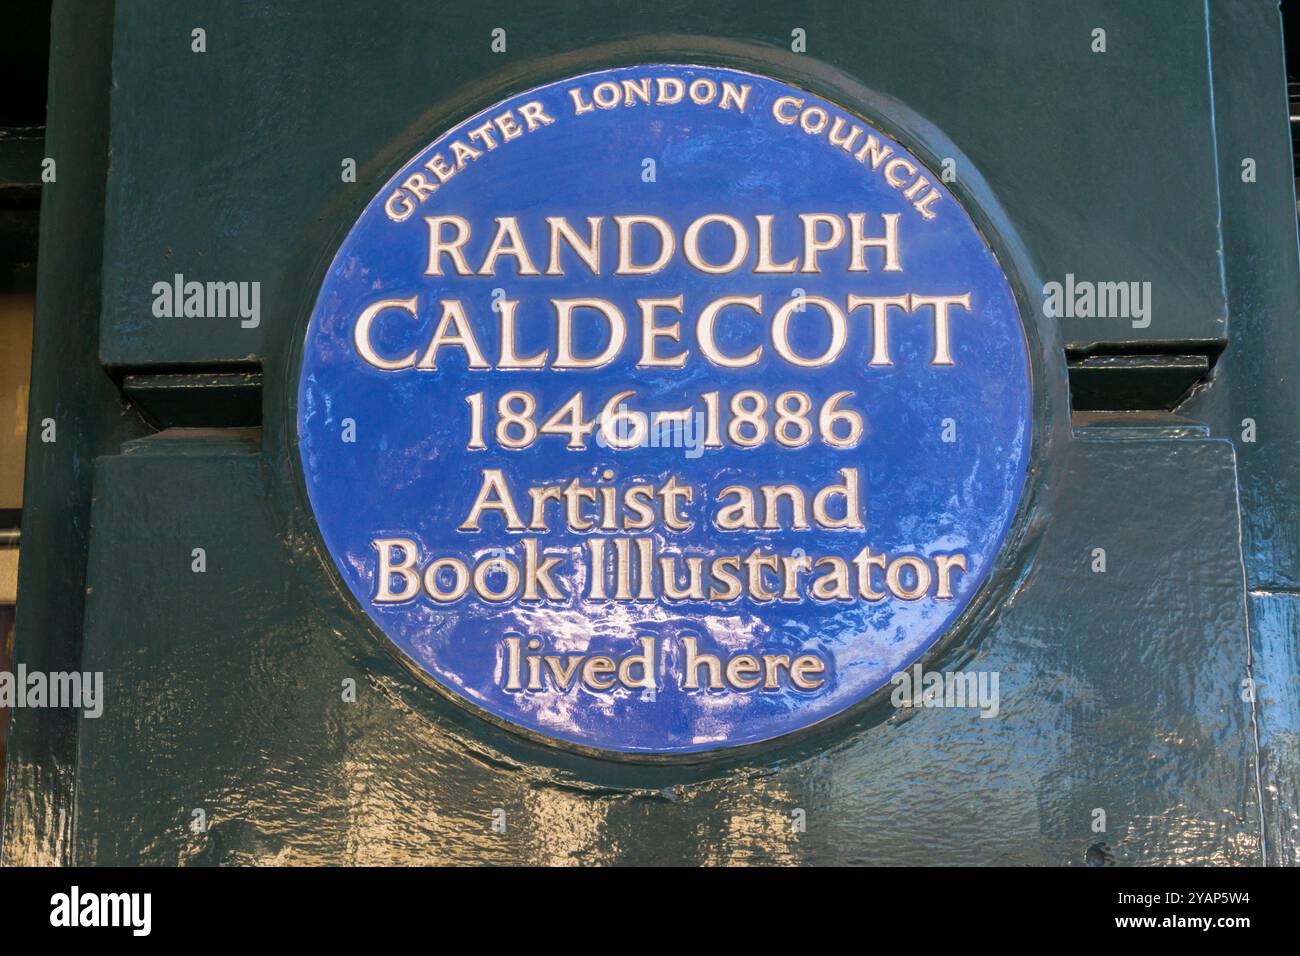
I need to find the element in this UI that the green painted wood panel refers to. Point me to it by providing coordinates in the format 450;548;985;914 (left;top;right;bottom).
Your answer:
69;433;1259;864
97;0;1227;371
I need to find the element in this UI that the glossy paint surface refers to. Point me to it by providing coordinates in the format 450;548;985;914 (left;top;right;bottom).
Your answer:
296;66;1032;753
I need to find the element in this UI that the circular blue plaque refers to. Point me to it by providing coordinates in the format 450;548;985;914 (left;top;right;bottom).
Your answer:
297;65;1032;755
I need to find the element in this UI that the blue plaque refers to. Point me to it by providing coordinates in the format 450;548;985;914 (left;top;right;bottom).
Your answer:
296;65;1032;755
